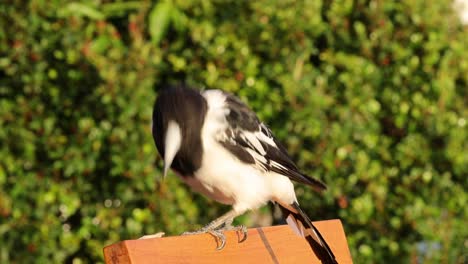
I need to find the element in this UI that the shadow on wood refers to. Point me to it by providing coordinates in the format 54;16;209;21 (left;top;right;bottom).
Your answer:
103;219;352;264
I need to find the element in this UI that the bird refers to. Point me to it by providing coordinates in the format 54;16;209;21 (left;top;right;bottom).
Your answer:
152;84;337;264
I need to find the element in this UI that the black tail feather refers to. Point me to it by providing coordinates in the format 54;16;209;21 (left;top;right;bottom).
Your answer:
280;202;338;264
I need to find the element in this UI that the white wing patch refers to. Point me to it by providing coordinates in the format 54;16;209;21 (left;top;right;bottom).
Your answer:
241;132;266;155
256;124;276;146
245;148;268;171
271;160;287;170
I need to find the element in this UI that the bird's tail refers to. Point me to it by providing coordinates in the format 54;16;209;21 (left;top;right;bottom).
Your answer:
280;202;338;264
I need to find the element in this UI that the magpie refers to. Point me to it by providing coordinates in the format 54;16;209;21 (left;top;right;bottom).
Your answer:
152;84;337;263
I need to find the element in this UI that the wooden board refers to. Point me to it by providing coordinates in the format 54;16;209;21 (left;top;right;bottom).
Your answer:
104;219;353;264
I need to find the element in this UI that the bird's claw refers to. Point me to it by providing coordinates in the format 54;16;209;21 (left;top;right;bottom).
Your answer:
181;224;247;250
232;225;248;243
208;229;227;250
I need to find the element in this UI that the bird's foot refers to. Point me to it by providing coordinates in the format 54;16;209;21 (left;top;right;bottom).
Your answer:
182;228;227;250
182;224;247;250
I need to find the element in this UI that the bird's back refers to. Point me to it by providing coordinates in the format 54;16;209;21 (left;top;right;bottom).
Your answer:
201;89;327;192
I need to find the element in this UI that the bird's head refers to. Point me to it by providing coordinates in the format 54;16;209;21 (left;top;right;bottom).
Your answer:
152;85;207;177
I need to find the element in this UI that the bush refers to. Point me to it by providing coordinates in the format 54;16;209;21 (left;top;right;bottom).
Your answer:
1;1;466;263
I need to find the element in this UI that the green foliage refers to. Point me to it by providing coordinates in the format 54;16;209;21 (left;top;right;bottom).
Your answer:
1;0;467;263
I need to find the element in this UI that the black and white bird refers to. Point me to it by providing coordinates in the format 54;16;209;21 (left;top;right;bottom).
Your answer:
152;85;337;263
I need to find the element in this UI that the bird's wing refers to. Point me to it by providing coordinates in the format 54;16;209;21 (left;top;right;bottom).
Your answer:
214;91;326;191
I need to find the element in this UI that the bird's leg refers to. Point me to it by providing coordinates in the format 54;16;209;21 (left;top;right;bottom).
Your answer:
182;209;246;250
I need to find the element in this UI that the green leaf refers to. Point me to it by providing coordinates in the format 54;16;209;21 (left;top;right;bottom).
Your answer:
57;3;105;20
148;1;172;45
101;1;143;17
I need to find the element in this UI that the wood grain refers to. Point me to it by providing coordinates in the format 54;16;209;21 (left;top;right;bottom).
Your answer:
104;219;353;264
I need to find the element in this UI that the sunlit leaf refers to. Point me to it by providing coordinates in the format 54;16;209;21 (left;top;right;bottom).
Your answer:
148;1;172;45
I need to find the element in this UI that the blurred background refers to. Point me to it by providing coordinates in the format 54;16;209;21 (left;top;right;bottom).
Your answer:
1;0;467;263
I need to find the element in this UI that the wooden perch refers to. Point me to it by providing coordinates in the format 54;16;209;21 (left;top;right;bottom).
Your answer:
103;219;352;263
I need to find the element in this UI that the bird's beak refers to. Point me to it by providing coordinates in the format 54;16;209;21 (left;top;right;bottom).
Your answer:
162;120;182;178
163;159;171;179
